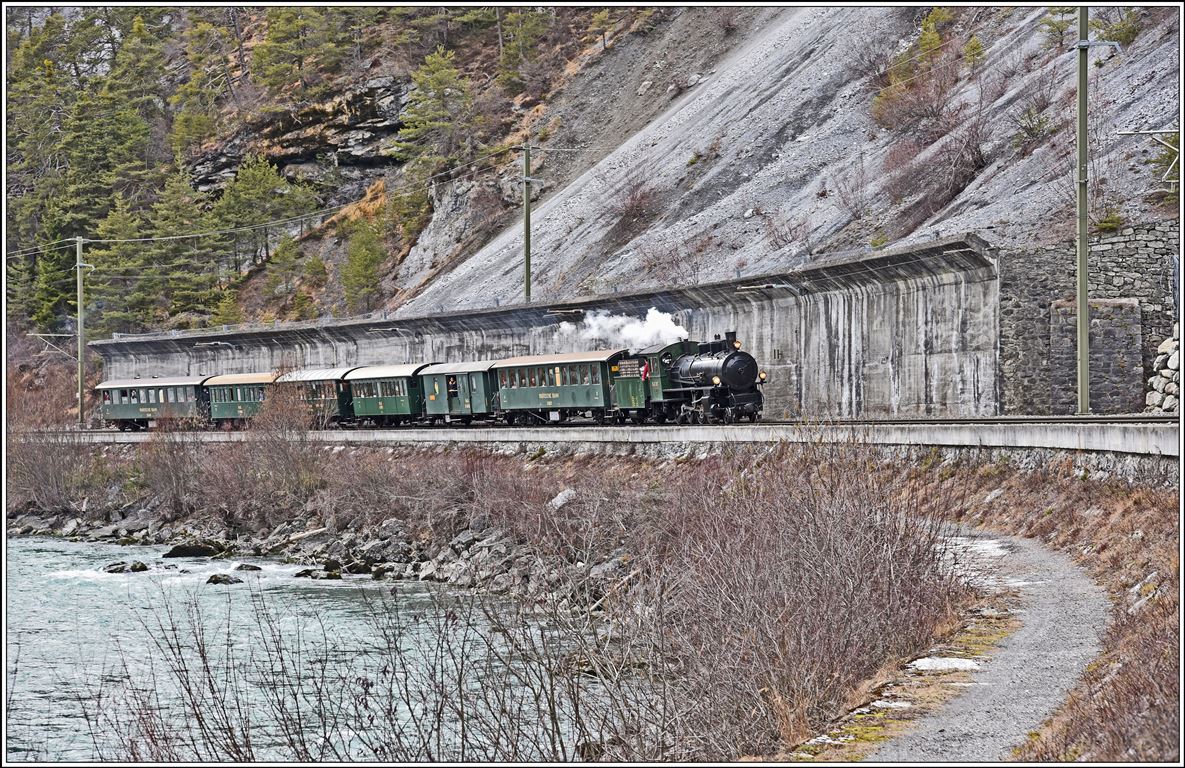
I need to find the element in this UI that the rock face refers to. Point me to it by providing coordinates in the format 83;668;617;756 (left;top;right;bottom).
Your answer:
190;76;410;193
1146;324;1180;414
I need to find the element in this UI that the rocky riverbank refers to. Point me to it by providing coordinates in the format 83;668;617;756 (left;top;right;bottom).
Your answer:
6;487;628;606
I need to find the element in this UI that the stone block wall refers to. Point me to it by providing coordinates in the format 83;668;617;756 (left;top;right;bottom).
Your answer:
998;221;1179;414
1049;299;1144;415
1146;324;1180;414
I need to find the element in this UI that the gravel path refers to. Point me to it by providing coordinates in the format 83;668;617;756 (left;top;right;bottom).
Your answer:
868;531;1108;762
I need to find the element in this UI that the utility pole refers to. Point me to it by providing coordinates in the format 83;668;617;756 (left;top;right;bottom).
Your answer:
522;138;532;304
75;236;86;427
1075;6;1090;414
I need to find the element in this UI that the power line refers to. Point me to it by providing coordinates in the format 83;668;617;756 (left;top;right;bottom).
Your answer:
4;240;78;260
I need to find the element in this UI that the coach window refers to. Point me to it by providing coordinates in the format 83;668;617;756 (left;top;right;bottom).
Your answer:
165;388;175;403
591;366;601;385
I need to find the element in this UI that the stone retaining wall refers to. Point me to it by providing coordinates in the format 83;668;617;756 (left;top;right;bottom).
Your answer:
998;221;1179;414
1146;324;1180;415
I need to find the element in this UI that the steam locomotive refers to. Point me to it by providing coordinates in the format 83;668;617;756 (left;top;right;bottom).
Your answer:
95;331;767;430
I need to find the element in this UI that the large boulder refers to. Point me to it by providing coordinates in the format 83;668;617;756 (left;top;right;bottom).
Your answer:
162;542;221;558
234;563;263;571
206;573;243;585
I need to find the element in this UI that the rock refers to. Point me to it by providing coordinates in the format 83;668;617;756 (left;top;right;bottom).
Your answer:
548;489;577;511
1162;395;1178;411
322;558;343;572
449;529;480;554
743;208;755;219
1153;353;1169;370
1146;390;1165;408
1156;336;1178;355
296;568;342;580
234;563;263;571
102;561;148;574
1169;351;1179;371
344;560;371;574
60;518;82;537
162;542;221;558
636;80;653;96
206;573;243;585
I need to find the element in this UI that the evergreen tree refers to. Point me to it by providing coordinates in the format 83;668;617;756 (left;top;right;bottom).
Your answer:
388;47;477;163
254;8;347;98
265;234;301;297
211;154;317;269
87;194;149;335
341;220;385;312
497;10;552;92
963;35;986;70
212;290;244;326
148;169;220;320
1040;7;1076;50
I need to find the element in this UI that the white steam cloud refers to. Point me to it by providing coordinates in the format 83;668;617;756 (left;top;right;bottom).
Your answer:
558;308;689;351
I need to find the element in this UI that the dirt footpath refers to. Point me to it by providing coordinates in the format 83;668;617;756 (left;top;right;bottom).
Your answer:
868;531;1108;762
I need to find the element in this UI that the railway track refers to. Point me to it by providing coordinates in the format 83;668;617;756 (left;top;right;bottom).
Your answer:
24;415;1181;458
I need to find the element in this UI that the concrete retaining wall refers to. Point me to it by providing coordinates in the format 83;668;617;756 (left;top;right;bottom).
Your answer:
90;235;1000;419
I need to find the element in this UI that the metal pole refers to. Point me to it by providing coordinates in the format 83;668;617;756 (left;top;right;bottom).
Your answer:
75;235;86;427
1075;7;1090;414
523;138;531;304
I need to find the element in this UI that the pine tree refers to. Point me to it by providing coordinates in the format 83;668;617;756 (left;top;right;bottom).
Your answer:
1040;7;1077;50
211;154;317;269
963;35;986;70
87;194;149;335
148;169;219;320
253;8;347;98
497;10;552;92
266;234;301;297
388;47;476;163
211;290;244;325
588;10;612;50
341;220;385;312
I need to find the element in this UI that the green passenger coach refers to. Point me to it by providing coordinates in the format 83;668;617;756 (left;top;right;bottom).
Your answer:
96;376;210;430
275;367;359;426
420;361;498;422
345;364;432;425
492;349;628;424
205;372;278;427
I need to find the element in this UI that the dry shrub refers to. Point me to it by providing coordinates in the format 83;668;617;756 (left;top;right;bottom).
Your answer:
610;183;659;229
5;432;102;516
140;422;205;522
78;441;966;762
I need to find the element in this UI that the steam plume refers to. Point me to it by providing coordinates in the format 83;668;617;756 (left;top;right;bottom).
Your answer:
558;308;689;351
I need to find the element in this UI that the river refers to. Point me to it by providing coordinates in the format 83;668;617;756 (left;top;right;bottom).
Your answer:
6;536;583;761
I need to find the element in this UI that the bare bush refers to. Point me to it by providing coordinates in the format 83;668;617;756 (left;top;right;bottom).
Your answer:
76;441;966;761
140;423;205;522
832;152;870;220
5;432;101;516
610;183;659;234
764;213;810;251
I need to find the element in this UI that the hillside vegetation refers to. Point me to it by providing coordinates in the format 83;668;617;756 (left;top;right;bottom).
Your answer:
5;6;1179;332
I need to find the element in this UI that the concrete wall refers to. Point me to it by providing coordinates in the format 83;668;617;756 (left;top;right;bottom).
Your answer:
90;235;1000;419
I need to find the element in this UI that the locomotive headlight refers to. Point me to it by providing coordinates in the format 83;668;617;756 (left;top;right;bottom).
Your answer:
711;375;721;385
759;371;768;381
732;340;742;349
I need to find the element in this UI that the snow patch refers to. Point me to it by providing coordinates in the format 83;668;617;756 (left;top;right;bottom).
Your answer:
908;656;981;672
